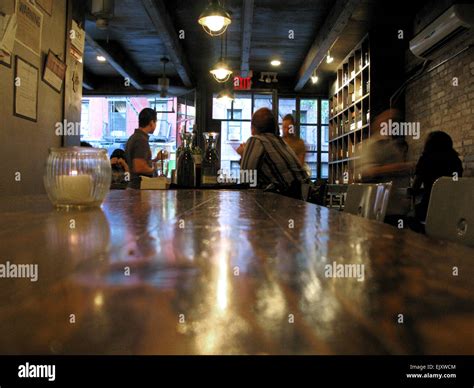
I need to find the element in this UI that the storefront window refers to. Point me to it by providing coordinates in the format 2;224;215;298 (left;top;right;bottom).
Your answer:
212;96;233;120
108;100;127;138
81;100;90;138
80;95;194;171
321;100;330;125
300;99;318;124
211;93;329;181
233;94;252;120
278;98;296;123
253;93;272;113
228;110;242;141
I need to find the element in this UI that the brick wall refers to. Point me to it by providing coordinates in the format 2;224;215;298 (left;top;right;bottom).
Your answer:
404;1;474;177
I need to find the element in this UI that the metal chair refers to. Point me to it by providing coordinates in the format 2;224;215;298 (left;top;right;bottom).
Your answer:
425;177;474;246
326;184;348;210
344;182;392;222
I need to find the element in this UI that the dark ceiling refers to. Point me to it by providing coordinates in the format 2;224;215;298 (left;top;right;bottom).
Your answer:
82;0;427;96
165;0;334;77
85;0;177;78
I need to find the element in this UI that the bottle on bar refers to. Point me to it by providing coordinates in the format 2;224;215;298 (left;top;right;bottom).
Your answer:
191;128;202;188
201;132;220;186
177;131;196;187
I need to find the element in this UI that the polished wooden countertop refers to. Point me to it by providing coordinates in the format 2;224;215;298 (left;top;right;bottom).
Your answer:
0;190;473;355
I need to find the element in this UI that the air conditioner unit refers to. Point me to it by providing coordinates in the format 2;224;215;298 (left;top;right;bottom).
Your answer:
409;4;474;59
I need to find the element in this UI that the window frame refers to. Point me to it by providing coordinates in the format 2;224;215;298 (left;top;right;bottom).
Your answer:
80;100;90;138
212;91;329;180
276;96;329;180
108;99;127;138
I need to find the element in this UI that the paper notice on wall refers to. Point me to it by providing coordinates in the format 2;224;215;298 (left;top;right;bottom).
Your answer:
15;0;43;56
70;20;85;63
43;50;66;92
0;13;17;54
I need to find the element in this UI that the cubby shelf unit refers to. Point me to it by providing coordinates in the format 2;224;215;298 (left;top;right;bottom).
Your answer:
328;35;371;184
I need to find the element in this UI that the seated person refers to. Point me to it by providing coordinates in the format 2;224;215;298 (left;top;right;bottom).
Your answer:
412;131;463;222
281;114;306;166
237;108;309;199
110;149;129;185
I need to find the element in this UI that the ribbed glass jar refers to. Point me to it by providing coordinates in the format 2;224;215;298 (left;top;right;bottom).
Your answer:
44;147;112;208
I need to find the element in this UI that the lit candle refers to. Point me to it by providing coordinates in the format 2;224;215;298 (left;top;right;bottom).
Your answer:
58;171;94;204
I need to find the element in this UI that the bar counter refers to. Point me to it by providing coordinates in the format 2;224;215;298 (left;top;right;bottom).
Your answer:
0;190;473;355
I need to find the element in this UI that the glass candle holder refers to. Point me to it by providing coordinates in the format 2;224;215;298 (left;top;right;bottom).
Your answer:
44;147;112;209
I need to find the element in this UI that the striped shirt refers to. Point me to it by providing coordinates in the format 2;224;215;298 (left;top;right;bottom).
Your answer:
241;133;309;193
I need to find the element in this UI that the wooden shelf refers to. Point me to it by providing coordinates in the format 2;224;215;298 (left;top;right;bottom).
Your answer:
328;28;407;185
328;34;370;185
329;123;370;142
329;156;360;165
329;93;370;120
334;63;370;94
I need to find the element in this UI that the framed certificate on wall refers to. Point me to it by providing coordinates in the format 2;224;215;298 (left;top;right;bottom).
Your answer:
14;56;39;122
42;50;66;93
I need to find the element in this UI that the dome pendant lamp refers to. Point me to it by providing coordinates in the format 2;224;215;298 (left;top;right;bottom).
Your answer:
210;33;232;83
198;0;232;37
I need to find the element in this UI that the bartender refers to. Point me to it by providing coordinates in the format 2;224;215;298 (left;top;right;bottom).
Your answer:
125;108;167;189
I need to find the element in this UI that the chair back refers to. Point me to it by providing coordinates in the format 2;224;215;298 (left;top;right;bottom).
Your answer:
345;182;392;222
326;184;348;210
426;177;474;246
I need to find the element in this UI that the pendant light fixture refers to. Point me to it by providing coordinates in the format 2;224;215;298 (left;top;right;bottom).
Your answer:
198;0;232;37
159;57;170;98
311;70;319;84
91;0;115;30
210;32;232;83
216;86;235;101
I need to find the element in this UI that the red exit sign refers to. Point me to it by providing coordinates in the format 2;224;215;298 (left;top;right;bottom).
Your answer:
234;76;252;90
